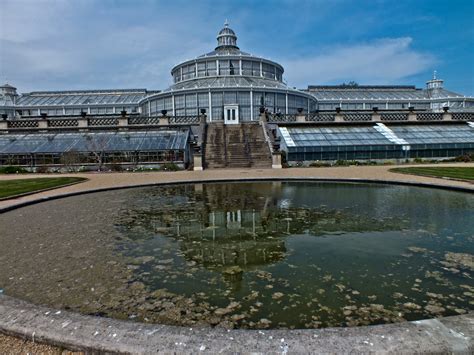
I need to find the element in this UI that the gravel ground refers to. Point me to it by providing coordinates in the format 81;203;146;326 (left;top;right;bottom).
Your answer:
0;163;472;352
0;333;82;354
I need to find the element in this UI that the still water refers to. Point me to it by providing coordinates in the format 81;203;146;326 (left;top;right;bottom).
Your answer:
0;181;472;329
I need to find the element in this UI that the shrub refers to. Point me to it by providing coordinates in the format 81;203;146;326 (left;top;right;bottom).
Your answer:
335;160;351;166
452;154;472;163
0;166;28;174
309;161;331;168
161;163;181;171
36;166;49;173
109;163;123;172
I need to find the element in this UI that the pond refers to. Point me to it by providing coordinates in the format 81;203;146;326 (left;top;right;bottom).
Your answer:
0;181;472;329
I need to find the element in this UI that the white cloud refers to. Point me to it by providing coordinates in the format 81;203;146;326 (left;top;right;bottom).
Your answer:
0;1;436;93
0;0;215;91
282;37;436;88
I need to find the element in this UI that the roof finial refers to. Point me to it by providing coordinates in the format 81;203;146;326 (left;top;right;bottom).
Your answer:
224;19;229;27
433;70;437;80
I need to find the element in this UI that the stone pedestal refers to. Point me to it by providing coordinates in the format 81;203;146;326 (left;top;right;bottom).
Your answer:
408;113;417;121
118;117;129;127
78;118;89;128
259;113;267;123
159;117;169;126
296;114;306;123
335;114;344;122
193;153;203;171
443;113;452;121
38;119;48;129
371;113;381;122
0;121;8;131
272;152;282;169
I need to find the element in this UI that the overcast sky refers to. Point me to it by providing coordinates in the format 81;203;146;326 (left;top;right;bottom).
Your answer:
0;0;473;95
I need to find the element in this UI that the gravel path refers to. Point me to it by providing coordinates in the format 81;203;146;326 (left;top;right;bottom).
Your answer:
0;163;472;352
0;333;81;354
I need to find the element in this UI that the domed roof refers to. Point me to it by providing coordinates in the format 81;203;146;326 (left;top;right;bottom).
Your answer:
218;21;236;36
216;20;239;51
0;82;16;90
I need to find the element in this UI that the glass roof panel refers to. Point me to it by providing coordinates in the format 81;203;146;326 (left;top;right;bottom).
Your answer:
390;124;474;145
0;130;189;155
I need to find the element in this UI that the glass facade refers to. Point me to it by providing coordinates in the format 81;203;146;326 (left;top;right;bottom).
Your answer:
172;58;284;83
145;90;314;120
281;124;474;161
0;130;189;167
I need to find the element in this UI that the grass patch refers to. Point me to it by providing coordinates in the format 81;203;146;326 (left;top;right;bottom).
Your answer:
390;167;474;182
0;177;87;199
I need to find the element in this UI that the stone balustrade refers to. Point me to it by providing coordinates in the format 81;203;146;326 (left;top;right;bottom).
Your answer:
0;114;203;132
0;111;473;132
266;111;473;124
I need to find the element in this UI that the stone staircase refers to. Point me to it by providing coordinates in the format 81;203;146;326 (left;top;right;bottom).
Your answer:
204;123;272;169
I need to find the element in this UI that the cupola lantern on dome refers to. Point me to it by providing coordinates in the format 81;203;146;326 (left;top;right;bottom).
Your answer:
216;20;239;50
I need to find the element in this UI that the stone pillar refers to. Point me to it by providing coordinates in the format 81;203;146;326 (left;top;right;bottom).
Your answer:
371;113;381;122
408;113;417;121
443;112;452;121
38;119;48;129
335;114;344;122
296;114;306;123
0;121;8;131
159;116;169;125
78;118;89;128
272;152;282;169
118;117;128;127
259;113;267;123
193;152;203;171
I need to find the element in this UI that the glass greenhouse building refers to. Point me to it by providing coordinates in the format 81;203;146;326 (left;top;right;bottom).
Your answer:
139;22;317;122
0;22;473;169
1;22;473;121
280;123;474;162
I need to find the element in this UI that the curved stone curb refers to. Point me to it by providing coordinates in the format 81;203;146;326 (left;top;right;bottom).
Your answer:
0;295;472;354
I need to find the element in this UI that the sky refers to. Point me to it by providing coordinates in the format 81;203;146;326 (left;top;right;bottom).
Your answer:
0;0;473;95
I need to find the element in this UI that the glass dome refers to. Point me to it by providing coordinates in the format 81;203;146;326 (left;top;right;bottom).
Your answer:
170;22;284;84
216;21;238;50
142;22;317;121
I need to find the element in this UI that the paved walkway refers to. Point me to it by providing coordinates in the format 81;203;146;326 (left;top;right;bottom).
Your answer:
1;163;473;211
0;163;472;354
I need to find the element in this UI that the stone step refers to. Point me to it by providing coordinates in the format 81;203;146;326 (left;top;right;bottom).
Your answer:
204;123;272;170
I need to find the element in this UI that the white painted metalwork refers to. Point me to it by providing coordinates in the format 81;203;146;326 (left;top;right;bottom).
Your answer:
278;126;296;147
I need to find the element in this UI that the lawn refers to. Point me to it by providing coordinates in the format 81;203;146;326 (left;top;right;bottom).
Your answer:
390;167;474;182
0;177;87;199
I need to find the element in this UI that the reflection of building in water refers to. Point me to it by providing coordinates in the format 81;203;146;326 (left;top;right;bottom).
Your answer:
161;182;288;269
128;182;412;270
208;210;260;234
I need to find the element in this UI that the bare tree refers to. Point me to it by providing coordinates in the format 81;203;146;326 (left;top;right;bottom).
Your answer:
60;149;84;171
85;134;109;171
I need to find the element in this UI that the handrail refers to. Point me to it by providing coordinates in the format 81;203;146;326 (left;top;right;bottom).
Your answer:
223;124;228;166
260;119;274;155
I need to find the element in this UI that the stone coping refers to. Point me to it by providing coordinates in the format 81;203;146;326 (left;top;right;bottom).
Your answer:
0;295;472;354
0;167;473;352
